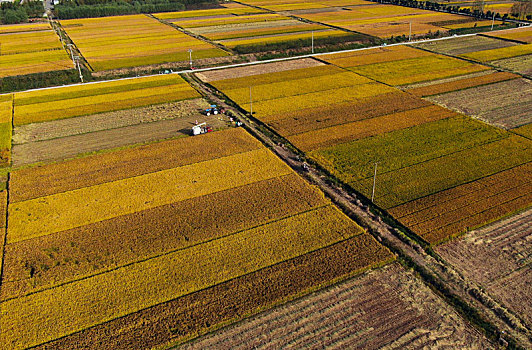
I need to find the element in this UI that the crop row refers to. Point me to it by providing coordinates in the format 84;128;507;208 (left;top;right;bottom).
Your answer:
322;45;431;68
293;105;457;152
268;91;431;137
490;27;532;43
0;23;51;34
8;147;291;243
389;162;532;220
413;35;517;56
173;13;288;29
407;71;518;96
222;29;350;48
513;124;532;139
0;96;12;165
60;15;226;71
29;232;392;350
154;3;265;20
461;43;532;62
10;128;261;203
224;71;371;104
355;135;532;209
349;55;488;86
0;31;63;55
206;23;325;41
0;49;72;78
14;78;199;125
1;204;362;349
309;115;505;183
211;64;343;91
251;83;396;121
2;173;328;301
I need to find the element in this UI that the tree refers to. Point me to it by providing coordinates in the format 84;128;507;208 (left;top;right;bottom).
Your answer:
510;0;532;20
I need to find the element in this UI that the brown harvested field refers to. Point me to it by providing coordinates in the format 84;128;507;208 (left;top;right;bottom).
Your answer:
490;54;532;76
1;174;327;300
12;98;209;144
267;91;431;136
389;162;532;244
196;58;323;82
428;78;532;129
402;70;496;89
437;208;532;326
10;127;261;203
288;105;457;152
182;263;490;349
11;111;229;166
406;71;518;97
413;35;517;56
31;233;394;350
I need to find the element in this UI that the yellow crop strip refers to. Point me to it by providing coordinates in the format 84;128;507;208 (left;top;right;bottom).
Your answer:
322;45;431;67
253;83;396;121
224;72;372;103
461;43;532;62
224;30;349;47
350;55;488;85
8;148;292;243
1;205;363;349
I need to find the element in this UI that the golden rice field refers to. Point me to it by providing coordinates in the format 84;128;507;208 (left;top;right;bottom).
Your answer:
60;14;228;71
0;94;12;165
290;2;502;38
0;23;72;78
337;51;488;85
461;43;532;62
207;51;532;244
488;26;532;43
156;3;347;52
13;74;199;125
1;127;392;349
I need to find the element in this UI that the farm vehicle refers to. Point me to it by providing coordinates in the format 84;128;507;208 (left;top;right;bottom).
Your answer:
204;105;225;116
191;122;213;136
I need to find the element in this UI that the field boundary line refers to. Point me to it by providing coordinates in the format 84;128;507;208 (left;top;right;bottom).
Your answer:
0;203;336;303
0;93;14;303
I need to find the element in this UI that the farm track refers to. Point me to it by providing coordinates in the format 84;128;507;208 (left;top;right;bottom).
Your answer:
11;110;226;166
186;72;532;348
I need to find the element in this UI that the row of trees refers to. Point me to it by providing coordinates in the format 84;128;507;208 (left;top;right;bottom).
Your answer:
0;1;43;24
375;0;531;21
54;0;214;19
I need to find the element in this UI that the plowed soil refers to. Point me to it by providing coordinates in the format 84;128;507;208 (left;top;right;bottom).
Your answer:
437;208;532;327
182;264;489;349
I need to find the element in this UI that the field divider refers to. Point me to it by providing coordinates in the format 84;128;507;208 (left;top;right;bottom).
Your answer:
0;203;334;304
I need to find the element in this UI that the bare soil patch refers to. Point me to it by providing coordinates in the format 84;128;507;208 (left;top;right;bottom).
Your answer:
414;35;517;56
11;112;229;166
182;263;489;349
437;208;532;327
196;58;323;82
12;98;209;145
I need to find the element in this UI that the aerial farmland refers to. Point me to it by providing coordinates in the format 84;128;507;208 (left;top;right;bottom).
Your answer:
0;0;531;349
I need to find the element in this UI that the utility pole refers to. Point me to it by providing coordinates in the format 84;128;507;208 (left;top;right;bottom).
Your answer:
188;49;193;68
311;31;314;54
371;162;378;202
66;43;75;66
491;12;495;30
408;22;412;41
249;86;253;115
73;56;83;83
